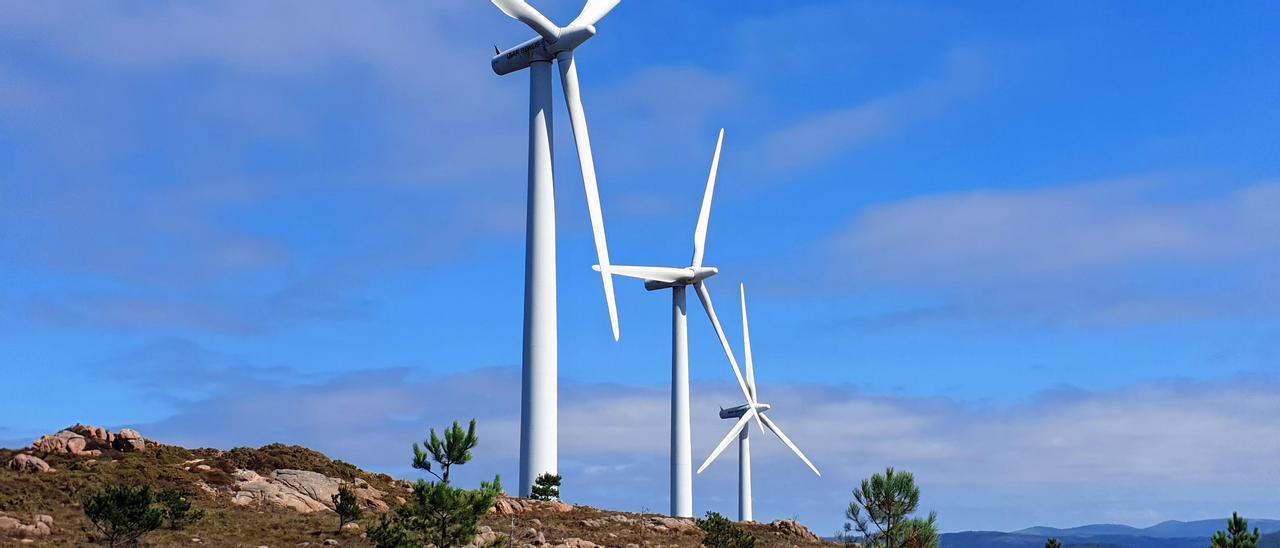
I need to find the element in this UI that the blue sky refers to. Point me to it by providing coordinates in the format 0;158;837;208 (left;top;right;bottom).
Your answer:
2;0;1279;534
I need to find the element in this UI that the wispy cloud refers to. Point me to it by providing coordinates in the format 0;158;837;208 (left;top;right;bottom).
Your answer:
751;47;992;172
813;178;1280;326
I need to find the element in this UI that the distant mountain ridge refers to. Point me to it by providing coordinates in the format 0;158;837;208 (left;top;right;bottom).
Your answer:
1017;518;1280;539
939;518;1280;548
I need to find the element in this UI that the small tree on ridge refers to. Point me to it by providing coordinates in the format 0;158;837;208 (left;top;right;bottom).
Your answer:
332;485;364;533
1211;512;1261;548
530;473;562;501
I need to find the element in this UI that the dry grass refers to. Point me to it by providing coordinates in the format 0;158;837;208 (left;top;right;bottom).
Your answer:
1;445;830;548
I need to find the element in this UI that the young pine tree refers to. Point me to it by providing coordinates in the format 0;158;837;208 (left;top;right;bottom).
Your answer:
1212;512;1261;548
900;514;940;548
413;419;479;484
332;485;364;533
1045;538;1063;548
530;473;562;501
82;484;165;547
846;467;939;548
370;419;504;548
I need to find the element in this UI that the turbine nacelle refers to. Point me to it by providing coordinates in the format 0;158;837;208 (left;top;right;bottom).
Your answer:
719;402;771;419
643;266;719;291
593;264;719;290
492;25;598;76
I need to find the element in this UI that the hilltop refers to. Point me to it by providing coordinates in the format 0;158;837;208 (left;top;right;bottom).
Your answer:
0;425;832;547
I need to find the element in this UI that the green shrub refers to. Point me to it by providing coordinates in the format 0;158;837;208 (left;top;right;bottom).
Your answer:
697;511;755;548
82;484;164;547
155;488;204;530
369;512;422;548
1046;538;1062;548
220;443;360;479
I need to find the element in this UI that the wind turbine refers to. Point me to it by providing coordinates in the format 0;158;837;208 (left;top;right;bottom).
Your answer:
489;0;623;497
596;129;760;517
697;284;821;522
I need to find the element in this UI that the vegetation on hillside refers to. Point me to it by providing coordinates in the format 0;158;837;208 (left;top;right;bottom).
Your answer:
698;510;756;548
156;487;204;530
1;426;832;547
82;484;164;547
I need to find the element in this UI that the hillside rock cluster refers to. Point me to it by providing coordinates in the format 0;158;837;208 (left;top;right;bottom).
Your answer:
494;495;575;516
767;519;824;543
5;424;155;474
230;468;391;513
30;424;151;456
6;453;52;473
0;513;53;541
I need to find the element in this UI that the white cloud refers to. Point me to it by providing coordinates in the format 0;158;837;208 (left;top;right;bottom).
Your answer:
814;178;1280;326
72;360;1275;533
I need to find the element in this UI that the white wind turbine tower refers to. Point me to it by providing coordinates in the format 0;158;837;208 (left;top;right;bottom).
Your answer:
489;0;623;496
597;129;760;517
698;284;821;522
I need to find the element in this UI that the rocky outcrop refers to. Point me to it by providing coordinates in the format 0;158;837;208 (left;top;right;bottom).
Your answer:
113;428;147;452
350;477;390;512
6;454;53;473
232;469;330;513
551;538;601;548
643;515;698;533
0;513;53;540
231;469;388;514
473;525;505;547
31;425;152;455
32;430;85;454
765;519;822;543
579;513;696;533
69;425;116;450
491;496;573;516
273;469;342;508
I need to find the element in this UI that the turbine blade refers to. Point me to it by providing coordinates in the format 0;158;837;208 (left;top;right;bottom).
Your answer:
570;0;622;28
558;52;619;341
594;264;688;283
695;280;765;434
740;283;757;399
697;409;755;474
691;128;724;268
490;0;561;43
760;413;821;477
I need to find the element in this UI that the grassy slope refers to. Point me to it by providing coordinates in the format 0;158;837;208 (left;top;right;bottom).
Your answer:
0;444;402;547
0;445;831;547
